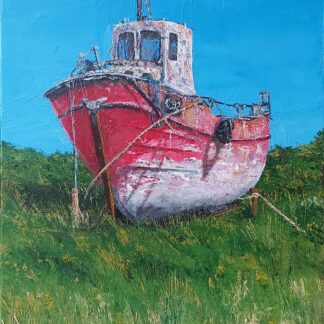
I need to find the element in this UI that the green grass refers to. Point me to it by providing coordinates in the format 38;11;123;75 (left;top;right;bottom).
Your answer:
1;131;324;323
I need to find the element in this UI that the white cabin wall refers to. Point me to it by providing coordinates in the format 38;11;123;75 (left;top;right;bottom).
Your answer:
163;26;195;95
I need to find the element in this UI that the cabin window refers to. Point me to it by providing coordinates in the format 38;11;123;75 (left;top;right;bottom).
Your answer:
118;32;135;60
140;31;161;63
169;33;178;61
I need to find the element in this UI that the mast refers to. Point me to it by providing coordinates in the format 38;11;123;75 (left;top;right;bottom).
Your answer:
137;0;143;21
137;0;151;21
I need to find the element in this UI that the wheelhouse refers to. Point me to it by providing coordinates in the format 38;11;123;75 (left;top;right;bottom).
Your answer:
110;20;195;95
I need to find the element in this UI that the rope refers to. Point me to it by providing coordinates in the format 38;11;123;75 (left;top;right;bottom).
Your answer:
244;193;306;235
244;193;323;244
84;99;202;199
68;80;87;224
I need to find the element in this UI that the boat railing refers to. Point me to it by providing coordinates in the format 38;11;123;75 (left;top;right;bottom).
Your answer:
198;91;271;118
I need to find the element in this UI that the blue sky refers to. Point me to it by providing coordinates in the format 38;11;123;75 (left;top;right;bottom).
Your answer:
2;0;323;153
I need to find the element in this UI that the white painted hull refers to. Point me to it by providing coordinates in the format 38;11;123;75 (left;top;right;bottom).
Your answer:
113;141;267;220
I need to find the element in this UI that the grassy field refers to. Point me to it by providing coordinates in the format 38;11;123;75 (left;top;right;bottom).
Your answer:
1;131;324;323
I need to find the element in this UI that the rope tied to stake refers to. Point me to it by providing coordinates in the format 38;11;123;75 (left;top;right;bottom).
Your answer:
242;193;324;244
67;81;87;224
250;193;306;235
251;192;324;245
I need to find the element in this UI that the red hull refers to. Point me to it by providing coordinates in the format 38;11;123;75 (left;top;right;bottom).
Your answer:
46;74;270;220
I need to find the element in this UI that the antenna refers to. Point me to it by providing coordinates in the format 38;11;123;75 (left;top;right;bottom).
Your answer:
137;0;151;21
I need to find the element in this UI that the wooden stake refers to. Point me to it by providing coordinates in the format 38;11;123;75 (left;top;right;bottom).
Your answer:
89;109;116;220
71;188;82;223
250;188;260;217
96;113;117;220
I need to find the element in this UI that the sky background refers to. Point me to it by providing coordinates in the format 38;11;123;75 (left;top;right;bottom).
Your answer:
2;0;324;154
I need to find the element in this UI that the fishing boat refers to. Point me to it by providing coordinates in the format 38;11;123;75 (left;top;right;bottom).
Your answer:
45;0;271;221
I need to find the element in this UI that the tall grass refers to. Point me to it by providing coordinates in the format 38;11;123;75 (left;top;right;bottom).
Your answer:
1;131;323;323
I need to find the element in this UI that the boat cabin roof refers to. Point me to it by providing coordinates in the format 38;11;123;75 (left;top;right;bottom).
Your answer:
110;20;195;95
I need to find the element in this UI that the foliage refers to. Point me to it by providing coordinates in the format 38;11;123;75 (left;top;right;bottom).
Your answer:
1;131;324;323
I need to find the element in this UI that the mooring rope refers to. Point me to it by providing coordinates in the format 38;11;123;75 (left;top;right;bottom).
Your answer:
243;193;324;244
84;99;203;199
242;192;307;235
68;80;87;223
